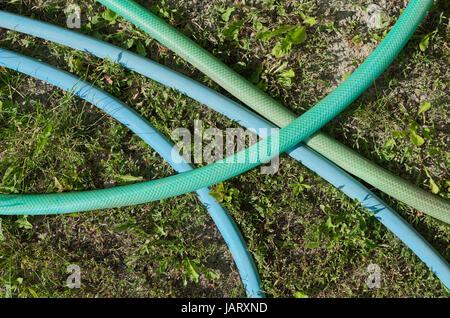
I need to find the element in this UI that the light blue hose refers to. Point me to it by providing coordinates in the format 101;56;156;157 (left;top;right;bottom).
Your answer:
0;49;263;298
0;13;449;288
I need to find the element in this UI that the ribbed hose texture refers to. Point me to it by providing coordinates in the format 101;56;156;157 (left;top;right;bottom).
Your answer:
94;0;449;223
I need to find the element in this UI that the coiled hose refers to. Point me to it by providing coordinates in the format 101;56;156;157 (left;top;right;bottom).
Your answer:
0;15;449;287
94;0;449;223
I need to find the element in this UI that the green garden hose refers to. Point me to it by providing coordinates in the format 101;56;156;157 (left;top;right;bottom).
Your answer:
95;0;449;223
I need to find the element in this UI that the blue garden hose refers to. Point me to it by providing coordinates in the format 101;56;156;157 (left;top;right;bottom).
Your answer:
0;12;449;288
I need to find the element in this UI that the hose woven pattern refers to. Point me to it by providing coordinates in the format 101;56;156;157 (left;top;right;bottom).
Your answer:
95;0;449;223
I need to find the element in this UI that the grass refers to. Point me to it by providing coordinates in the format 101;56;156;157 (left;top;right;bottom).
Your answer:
0;0;449;298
